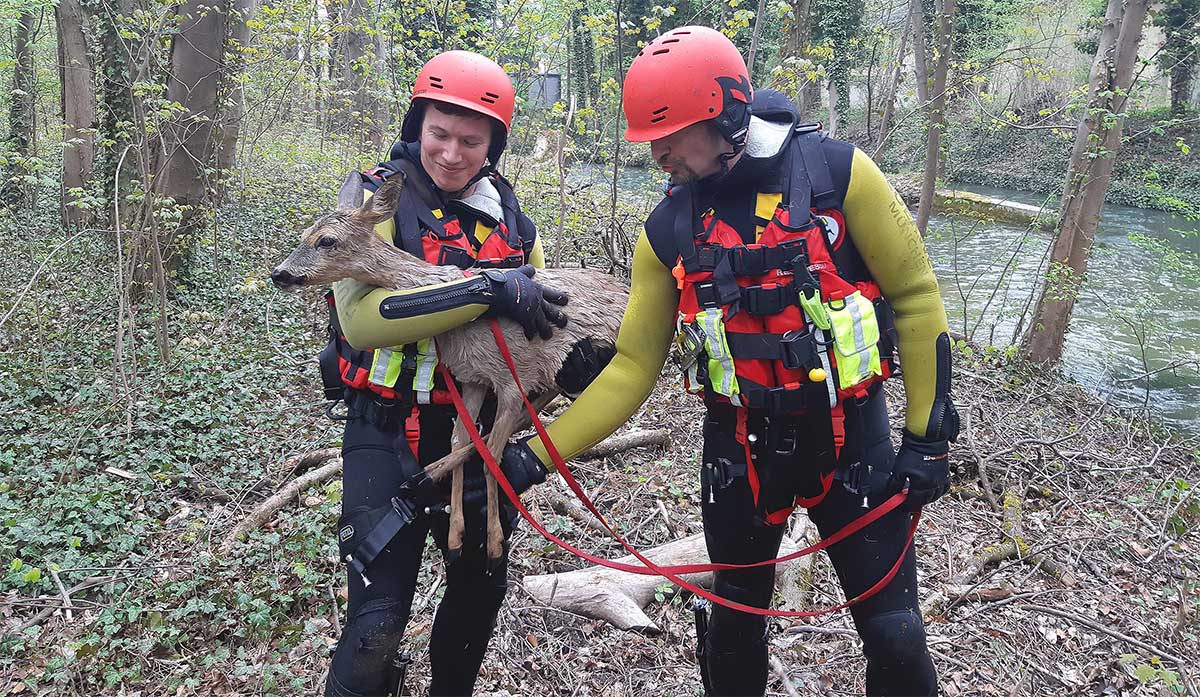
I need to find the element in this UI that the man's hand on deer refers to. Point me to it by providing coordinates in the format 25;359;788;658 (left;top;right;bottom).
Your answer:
479;265;569;340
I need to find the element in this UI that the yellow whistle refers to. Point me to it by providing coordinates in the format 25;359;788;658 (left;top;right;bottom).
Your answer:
808;368;827;382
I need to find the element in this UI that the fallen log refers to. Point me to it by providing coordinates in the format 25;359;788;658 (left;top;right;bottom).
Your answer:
522;532;802;633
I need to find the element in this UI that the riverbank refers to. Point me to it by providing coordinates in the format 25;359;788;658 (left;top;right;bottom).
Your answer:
874;107;1200;217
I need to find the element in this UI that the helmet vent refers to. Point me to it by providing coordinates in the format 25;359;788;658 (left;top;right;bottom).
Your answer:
652;106;669;114
428;75;444;89
662;38;680;44
485;91;501;98
480;94;497;104
652;48;671;56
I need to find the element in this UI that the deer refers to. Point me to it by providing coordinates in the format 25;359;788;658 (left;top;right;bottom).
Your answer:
272;172;628;562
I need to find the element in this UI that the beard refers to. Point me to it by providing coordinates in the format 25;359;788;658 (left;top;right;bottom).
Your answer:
660;157;700;185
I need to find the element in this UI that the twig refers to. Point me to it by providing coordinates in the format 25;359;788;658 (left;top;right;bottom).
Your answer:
964;406;1002;514
769;655;801;697
12;575;117;633
1020;603;1188;666
0;226;92;330
46;562;74;622
221;459;343;551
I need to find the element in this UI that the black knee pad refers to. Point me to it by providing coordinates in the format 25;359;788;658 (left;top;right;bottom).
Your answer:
858;608;930;667
328;598;409;695
707;571;772;649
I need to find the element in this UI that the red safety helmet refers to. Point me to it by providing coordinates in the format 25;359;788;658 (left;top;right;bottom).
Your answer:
622;26;753;148
400;51;515;164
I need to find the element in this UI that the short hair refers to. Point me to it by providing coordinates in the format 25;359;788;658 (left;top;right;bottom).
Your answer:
427;100;488;121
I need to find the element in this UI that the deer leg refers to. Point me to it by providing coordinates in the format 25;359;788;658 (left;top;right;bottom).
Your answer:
443;384;487;563
481;393;529;562
423;389;560;482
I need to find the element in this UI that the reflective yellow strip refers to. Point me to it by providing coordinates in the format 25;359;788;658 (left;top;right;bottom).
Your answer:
369;348;405;388
413;339;438;403
697;309;739;399
474;220;492;246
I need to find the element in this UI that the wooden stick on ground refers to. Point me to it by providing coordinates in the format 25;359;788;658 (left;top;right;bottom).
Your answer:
46;561;74;622
221;459;343;551
577;429;670;460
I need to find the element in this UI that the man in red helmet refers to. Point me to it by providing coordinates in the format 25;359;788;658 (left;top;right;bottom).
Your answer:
318;51;578;697
486;26;957;696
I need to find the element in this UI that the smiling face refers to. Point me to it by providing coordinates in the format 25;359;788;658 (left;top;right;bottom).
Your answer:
649;121;736;185
418;103;493;193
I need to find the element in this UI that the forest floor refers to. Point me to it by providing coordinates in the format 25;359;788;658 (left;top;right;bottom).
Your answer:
1;159;1198;696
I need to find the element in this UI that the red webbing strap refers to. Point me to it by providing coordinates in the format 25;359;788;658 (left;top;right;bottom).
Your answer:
437;321;917;616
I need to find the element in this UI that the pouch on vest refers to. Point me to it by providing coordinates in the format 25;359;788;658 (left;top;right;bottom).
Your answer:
825;290;883;390
318;340;344;402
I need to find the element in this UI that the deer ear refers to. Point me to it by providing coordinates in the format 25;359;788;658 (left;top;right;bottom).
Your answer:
337;172;365;211
354;176;404;225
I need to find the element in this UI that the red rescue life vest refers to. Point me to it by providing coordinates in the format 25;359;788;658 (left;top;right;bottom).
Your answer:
669;129;896;521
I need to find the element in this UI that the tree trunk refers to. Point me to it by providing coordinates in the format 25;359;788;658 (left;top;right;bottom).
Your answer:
826;80;839;136
914;0;954;235
874;15;911;157
3;12;37;206
214;0;256;200
1024;0;1149;364
336;0;386;150
786;0;815;115
747;0;768;77
1170;55;1194;116
91;0;138;228
56;0;96;227
162;0;230;269
909;0;929;107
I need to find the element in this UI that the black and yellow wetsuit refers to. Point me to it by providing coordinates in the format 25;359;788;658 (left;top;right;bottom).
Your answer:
518;114;949;695
326;142;552;697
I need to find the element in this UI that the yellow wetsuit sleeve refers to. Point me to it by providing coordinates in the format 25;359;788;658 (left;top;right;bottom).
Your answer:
528;236;546;268
332;212;487;350
843;148;949;437
527;232;679;466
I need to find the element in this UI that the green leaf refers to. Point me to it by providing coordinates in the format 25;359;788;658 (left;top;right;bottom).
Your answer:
22;567;41;583
1133;663;1158;682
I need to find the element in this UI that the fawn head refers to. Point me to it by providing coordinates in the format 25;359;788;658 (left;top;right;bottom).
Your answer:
271;172;405;289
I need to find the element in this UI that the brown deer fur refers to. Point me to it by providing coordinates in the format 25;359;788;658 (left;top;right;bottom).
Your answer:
274;172;628;560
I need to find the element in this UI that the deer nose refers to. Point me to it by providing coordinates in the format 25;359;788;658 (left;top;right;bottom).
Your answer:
271;268;306;288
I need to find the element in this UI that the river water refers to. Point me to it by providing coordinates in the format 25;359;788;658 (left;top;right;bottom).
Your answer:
567;165;1199;435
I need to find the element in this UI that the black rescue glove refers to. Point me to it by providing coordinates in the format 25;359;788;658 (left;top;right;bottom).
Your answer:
480;265;569;340
463;436;549;506
887;430;951;511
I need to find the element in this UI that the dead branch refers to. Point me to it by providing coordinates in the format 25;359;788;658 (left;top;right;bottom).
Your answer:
221;459;343;551
46;562;74;622
577;429;670;460
284;447;342;476
543;489;606;533
11;575;117;633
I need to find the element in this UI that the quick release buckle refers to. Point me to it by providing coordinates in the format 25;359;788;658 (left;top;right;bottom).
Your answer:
779;328;821;371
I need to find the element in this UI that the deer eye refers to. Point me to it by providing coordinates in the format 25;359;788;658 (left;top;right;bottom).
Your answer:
316;236;337;249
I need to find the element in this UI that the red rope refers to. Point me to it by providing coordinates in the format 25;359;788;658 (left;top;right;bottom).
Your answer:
435;320;919;617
